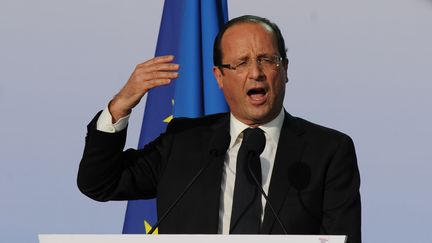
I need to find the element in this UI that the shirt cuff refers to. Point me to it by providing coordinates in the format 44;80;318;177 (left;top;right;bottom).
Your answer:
96;106;130;133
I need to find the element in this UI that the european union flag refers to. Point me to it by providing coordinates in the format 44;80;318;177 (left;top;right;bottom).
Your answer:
122;0;229;234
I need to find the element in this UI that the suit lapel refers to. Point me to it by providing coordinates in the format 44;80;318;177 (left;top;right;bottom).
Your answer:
196;114;230;232
261;112;306;233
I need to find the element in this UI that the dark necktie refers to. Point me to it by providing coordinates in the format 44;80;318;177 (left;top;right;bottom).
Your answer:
230;128;265;234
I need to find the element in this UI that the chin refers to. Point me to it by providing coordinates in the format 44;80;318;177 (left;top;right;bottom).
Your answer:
247;111;273;124
252;108;281;123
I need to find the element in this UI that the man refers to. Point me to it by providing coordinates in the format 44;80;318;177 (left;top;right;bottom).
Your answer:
78;15;361;242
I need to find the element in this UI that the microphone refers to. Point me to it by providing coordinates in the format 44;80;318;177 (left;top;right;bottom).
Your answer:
148;131;230;234
243;128;266;183
245;128;288;234
208;130;231;157
288;162;328;235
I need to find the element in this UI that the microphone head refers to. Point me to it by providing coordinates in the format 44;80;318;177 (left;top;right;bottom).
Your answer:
288;162;311;191
244;128;266;156
208;131;230;157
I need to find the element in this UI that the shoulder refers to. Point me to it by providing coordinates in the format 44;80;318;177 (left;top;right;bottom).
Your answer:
289;114;354;146
166;112;229;133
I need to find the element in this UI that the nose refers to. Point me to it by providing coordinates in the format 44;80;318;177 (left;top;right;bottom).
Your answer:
247;60;265;81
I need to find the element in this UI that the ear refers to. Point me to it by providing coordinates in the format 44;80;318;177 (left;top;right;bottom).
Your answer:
213;66;224;89
283;59;289;83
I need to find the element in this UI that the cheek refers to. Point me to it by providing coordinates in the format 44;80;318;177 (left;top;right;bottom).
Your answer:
222;83;235;100
228;86;242;101
225;86;245;109
270;80;286;100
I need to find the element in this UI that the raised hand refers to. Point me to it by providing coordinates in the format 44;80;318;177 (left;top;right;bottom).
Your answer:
109;55;179;122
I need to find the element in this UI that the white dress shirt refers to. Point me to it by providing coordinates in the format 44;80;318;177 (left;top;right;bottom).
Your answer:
96;107;285;234
218;110;284;234
96;107;129;133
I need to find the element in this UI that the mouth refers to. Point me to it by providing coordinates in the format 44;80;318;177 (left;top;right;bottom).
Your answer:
247;87;268;104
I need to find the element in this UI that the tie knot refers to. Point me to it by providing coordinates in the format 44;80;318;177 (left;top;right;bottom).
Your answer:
242;128;266;155
243;127;263;139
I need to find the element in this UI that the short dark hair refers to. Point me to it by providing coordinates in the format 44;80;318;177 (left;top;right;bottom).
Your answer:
213;15;287;67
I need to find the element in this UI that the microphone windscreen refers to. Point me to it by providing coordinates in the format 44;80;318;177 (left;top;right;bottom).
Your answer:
288;162;311;191
244;128;266;155
208;131;230;157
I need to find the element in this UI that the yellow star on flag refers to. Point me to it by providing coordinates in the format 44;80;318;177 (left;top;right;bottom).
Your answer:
163;99;174;123
144;220;158;234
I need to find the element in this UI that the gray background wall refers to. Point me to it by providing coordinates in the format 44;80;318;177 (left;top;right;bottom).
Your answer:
1;0;431;242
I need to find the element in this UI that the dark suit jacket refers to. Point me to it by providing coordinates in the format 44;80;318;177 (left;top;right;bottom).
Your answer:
78;111;361;243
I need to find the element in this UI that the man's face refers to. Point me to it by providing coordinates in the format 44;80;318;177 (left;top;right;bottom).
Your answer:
213;22;288;126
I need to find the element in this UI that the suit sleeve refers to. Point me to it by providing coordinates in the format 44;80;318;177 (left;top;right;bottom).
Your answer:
77;112;174;202
322;135;361;243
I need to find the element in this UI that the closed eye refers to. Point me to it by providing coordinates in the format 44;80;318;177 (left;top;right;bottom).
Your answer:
235;59;248;67
258;56;274;64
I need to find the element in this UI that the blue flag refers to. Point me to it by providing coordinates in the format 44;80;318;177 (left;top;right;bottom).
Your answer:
122;0;229;234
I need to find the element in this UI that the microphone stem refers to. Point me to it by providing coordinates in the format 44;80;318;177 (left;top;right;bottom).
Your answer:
148;166;206;234
147;132;230;235
247;155;288;234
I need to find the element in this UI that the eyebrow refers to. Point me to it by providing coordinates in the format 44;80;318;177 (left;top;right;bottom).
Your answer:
239;53;276;60
256;53;271;58
226;52;277;63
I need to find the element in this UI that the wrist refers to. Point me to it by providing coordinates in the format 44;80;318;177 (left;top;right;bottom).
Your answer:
108;97;132;123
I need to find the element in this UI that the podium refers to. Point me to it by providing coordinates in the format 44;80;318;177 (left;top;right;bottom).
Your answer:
39;234;346;243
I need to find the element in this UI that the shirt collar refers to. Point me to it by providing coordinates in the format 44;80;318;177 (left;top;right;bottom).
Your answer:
229;108;285;149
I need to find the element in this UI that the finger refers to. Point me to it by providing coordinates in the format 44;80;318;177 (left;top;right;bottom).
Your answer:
141;55;175;66
143;78;173;90
141;63;179;72
135;70;179;81
150;71;179;80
